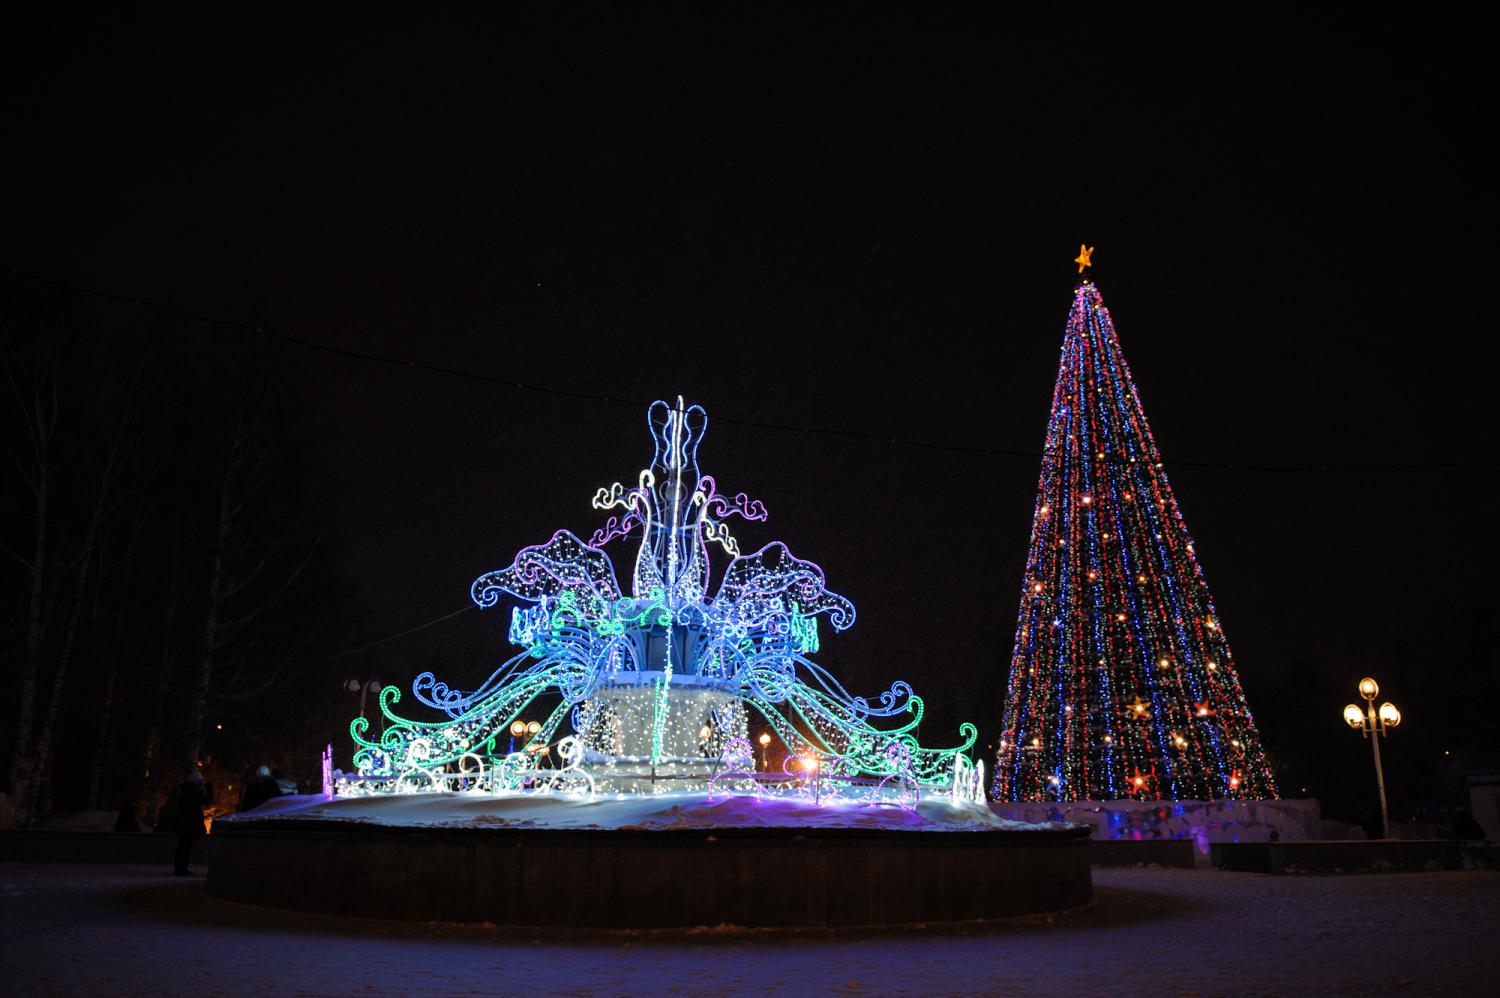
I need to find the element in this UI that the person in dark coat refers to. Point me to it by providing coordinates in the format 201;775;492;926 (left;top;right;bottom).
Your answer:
238;765;283;812
1450;808;1487;841
153;795;177;834
114;799;140;833
172;771;213;875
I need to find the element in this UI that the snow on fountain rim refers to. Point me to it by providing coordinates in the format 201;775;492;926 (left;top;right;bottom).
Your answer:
221;791;1059;833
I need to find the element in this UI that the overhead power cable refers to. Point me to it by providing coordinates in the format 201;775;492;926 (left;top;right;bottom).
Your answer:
307;604;476;665
9;267;1497;474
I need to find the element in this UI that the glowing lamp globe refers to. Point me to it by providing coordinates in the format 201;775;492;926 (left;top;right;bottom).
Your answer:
1343;704;1364;728
509;721;526;737
1378;703;1401;727
1358;677;1379;699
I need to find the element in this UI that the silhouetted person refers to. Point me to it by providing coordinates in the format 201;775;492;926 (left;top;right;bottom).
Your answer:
173;771;213;875
153;795;177;834
238;765;282;812
1450;807;1486;841
114;799;140;833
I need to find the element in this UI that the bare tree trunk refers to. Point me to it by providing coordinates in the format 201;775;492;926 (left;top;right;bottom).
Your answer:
85;664;120;812
12;469;47;816
183;373;260;771
180;370;307;772
2;342;61;823
29;502;102;816
86;517;147;812
139;540;182;804
185;488;231;769
28;357;148;817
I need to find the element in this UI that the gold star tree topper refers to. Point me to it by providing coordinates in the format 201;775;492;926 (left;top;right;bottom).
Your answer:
1074;244;1095;274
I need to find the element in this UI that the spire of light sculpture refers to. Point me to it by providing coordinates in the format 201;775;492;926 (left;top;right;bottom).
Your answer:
345;397;982;807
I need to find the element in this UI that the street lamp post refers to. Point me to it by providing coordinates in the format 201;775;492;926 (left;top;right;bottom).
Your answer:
345;678;383;729
1342;677;1402;839
757;732;771;771
343;679;385;773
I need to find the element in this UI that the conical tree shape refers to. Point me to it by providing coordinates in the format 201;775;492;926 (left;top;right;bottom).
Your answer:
992;279;1277;801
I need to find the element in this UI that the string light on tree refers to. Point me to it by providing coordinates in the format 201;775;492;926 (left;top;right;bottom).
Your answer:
993;250;1278;802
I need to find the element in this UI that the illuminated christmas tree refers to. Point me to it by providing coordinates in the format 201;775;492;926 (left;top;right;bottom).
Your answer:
992;249;1277;802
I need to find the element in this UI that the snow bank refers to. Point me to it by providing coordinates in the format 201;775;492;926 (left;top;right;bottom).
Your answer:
990;797;1324;844
222;790;1056;832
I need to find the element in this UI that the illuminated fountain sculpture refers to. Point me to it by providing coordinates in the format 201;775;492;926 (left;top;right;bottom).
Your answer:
215;395;1089;928
341;397;982;808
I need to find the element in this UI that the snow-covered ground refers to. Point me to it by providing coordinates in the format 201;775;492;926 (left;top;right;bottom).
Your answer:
223;790;1046;832
3;863;1496;996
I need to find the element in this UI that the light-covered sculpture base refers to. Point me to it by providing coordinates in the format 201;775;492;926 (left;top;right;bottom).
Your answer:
576;676;748;793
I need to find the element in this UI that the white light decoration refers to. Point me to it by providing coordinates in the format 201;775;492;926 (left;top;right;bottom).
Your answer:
337;398;981;810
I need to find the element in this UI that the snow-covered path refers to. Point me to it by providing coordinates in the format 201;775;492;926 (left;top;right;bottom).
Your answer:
2;863;1496;996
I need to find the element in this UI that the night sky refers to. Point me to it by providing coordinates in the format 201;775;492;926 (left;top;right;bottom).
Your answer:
3;11;1494;817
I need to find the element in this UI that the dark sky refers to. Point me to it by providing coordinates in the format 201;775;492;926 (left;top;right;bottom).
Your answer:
4;11;1495;803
